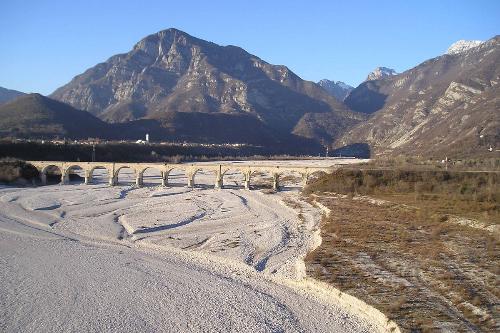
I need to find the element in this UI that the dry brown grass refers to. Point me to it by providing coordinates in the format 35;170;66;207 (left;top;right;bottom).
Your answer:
304;169;499;332
362;157;500;172
305;168;500;224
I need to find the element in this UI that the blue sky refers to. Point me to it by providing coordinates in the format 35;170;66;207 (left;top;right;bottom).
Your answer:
1;0;498;95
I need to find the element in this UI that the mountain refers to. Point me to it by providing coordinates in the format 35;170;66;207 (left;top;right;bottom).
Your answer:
365;67;397;81
0;93;325;153
0;87;25;105
317;79;354;101
0;94;113;139
446;40;483;55
51;28;365;146
337;36;500;158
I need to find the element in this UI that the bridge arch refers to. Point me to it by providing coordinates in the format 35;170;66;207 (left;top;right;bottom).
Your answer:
166;167;189;187
138;166;163;187
221;168;247;189
40;164;63;185
65;164;86;184
277;169;305;190
88;166;111;185
114;166;136;186
250;169;276;190
20;162;42;185
192;168;219;189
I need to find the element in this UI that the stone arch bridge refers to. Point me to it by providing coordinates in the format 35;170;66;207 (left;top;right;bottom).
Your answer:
27;161;336;191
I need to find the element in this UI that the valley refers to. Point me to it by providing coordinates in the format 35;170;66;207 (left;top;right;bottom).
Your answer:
0;159;398;333
1;5;499;332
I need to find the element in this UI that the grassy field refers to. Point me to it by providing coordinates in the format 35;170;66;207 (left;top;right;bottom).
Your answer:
304;168;499;332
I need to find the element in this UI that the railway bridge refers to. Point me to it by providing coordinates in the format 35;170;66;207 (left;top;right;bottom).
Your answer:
26;161;337;191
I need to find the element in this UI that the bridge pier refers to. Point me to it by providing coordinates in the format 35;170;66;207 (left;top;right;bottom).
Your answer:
187;173;194;188
61;172;69;185
272;173;280;192
215;170;223;189
243;171;251;190
84;170;91;185
301;173;309;189
161;171;168;187
40;173;47;185
135;174;143;187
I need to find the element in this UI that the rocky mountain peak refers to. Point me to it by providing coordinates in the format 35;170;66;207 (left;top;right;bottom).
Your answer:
446;40;484;55
131;28;205;60
365;67;397;81
50;28;363;147
317;79;354;101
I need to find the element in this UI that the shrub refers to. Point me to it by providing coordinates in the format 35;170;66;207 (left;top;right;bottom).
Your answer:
0;158;39;183
304;168;499;223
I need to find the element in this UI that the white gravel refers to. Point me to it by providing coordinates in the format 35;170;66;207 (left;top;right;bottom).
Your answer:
0;159;388;333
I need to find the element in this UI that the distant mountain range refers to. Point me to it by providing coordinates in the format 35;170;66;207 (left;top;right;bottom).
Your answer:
338;36;499;157
0;87;25;105
317;79;353;101
1;31;498;158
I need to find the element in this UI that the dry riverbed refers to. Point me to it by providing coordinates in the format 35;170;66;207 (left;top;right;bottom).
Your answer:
0;159;398;333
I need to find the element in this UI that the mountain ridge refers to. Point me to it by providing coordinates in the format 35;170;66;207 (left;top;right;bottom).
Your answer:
337;35;500;158
51;28;365;146
3;29;497;158
0;93;325;153
446;40;484;55
0;93;112;139
0;87;25;105
317;79;354;101
365;67;397;81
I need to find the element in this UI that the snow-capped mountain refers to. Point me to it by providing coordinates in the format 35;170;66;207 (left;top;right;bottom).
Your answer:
446;40;484;55
317;79;354;101
340;35;500;158
365;67;397;81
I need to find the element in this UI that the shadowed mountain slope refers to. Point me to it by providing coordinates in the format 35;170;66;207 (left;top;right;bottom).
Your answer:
0;94;112;139
0;87;25;105
339;36;500;158
0;94;322;152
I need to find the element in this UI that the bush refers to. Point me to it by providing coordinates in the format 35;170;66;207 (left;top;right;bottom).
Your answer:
305;168;499;206
0;158;39;183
